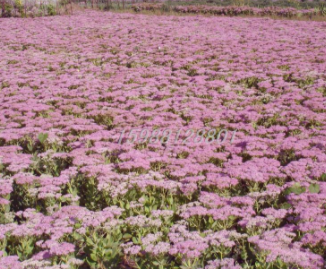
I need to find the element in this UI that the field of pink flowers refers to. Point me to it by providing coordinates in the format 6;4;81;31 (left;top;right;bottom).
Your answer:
0;10;326;269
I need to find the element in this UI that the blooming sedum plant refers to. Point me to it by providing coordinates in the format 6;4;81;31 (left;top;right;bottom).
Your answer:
0;10;326;269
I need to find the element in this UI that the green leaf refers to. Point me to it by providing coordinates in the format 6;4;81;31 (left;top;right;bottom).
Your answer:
283;187;292;196
293;186;306;195
90;253;98;262
280;202;292;209
27;143;33;152
38;133;48;144
86;237;94;246
86;257;97;267
240;245;248;261
145;206;150;214
320;173;326;182
309;183;320;194
132;237;138;244
122;233;132;240
284;183;306;195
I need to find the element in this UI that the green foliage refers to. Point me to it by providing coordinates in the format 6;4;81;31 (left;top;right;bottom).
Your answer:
15;237;36;260
315;3;326;16
277;148;300;166
283;73;315;89
283;183;306;196
6;236;38;261
256;113;284;128
1;81;10;89
239;76;261;89
180;260;201;269
38;132;48;144
308;183;320;193
316;87;326;97
320;173;326;182
279;202;292;209
162;2;172;12
75;175;105;211
10;182;37;212
89;114;114;130
14;0;23;13
3;4;12;18
47;4;56;16
84;230;122;269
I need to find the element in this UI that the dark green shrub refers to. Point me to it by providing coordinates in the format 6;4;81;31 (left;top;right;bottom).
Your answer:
47;4;56;15
2;3;12;17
